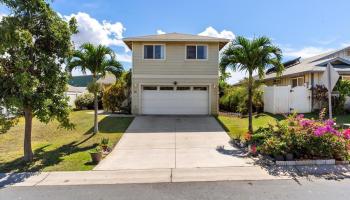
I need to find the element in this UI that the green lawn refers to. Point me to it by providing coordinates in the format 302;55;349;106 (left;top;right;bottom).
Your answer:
217;112;350;139
0;110;133;173
217;113;278;139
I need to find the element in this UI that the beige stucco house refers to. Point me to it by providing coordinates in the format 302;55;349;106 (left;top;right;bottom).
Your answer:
122;33;229;115
262;46;350;112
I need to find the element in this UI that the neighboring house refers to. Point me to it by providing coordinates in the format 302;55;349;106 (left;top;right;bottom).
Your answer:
261;47;350;113
122;33;229;115
65;85;87;106
66;75;115;107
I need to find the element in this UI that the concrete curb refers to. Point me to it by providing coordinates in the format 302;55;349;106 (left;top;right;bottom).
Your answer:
1;166;291;187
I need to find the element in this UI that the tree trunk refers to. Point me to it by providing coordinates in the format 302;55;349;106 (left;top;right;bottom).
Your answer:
93;91;99;133
248;72;253;134
24;107;33;162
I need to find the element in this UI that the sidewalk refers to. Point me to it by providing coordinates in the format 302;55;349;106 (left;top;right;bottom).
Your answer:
2;165;350;187
1;166;290;187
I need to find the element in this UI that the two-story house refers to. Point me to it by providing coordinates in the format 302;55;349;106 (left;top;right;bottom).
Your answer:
123;33;229;115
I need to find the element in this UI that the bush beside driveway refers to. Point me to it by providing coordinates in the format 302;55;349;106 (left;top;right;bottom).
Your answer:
0;111;133;173
217;113;350;140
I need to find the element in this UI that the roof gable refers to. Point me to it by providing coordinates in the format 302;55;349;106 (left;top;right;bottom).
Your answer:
317;57;350;66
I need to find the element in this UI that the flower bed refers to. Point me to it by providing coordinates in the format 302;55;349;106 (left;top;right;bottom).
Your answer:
246;110;350;162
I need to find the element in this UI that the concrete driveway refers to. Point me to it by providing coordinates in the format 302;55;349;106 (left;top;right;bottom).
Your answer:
94;116;254;170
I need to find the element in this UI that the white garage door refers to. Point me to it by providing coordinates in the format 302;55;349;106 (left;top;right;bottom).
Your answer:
141;86;209;115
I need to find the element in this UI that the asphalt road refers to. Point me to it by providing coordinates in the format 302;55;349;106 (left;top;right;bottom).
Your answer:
1;179;349;200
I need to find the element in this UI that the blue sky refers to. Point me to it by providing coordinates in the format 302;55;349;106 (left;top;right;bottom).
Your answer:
1;0;350;83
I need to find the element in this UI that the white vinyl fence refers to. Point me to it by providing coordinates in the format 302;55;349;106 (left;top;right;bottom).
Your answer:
263;85;312;114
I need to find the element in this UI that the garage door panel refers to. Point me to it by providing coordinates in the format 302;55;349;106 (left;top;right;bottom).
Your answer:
142;89;209;115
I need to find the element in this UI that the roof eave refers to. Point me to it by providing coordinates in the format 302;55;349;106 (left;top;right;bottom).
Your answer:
122;39;229;51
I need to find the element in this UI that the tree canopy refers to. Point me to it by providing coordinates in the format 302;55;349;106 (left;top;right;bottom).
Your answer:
220;36;284;133
0;0;77;161
68;43;123;133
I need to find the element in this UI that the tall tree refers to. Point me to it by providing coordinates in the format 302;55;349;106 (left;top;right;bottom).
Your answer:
0;0;77;161
68;43;123;133
220;36;284;133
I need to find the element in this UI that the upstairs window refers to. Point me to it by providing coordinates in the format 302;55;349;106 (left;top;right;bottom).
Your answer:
186;45;207;60
144;45;164;59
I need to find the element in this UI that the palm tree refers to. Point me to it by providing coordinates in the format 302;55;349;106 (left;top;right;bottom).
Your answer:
68;43;123;133
220;36;284;133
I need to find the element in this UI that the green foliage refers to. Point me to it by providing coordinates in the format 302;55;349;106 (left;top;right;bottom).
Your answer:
68;43;124;133
100;138;109;146
0;0;76;131
87;80;103;94
313;80;350;114
254;113;350;160
74;93;94;110
334;80;350;114
218;79;229;97
220;36;283;133
68;43;123;78
102;82;127;112
219;84;264;114
0;115;18;134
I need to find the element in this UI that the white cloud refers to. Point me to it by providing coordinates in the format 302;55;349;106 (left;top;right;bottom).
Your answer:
198;27;239;83
157;29;166;34
283;46;334;58
64;12;129;52
115;53;131;63
226;69;247;84
0;12;6;21
198;26;235;40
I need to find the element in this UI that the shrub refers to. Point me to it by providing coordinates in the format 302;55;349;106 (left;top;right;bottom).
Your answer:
313;80;350;114
102;82;127;112
252;112;350;161
219;86;263;114
75;93;94;109
334;80;350;114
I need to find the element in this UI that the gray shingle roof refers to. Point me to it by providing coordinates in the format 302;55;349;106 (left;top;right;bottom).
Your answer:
264;47;350;80
123;32;230;50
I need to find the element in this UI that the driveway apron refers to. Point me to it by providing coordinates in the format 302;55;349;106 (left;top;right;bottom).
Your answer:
94;116;254;170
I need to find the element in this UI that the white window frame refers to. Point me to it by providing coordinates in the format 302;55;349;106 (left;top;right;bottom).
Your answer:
143;44;166;60
291;77;304;87
185;44;208;60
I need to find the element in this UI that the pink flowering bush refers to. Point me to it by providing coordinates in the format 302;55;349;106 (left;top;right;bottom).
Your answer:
257;112;350;161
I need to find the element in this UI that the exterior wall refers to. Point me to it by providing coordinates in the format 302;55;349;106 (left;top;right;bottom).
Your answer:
131;78;219;115
130;41;220;115
65;92;83;107
132;42;219;76
264;72;323;87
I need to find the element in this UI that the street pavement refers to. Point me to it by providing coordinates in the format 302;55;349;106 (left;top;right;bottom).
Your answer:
1;178;350;200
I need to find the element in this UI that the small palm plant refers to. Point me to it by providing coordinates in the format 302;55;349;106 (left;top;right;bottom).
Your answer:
101;137;109;151
68;43;123;133
220;36;284;133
